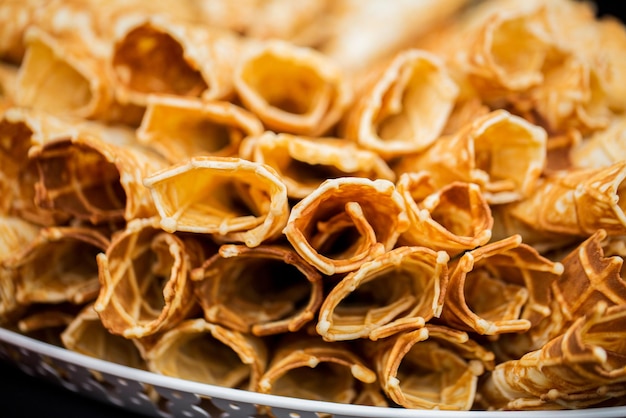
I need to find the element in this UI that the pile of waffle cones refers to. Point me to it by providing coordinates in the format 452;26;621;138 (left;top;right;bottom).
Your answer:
1;0;626;412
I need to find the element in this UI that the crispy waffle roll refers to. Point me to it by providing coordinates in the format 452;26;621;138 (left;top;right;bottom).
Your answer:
340;49;459;160
0;62;18;111
370;325;494;410
234;40;351;136
283;177;409;275
61;304;147;370
145;318;267;391
440;235;563;335
393;109;547;205
30;122;168;225
0;0;45;64
480;302;626;410
396;171;493;257
137;95;263;164
3;225;109;309
110;14;243;107
0;216;40;324
570;116;626;170
95;218;201;339
240;131;395;200
316;246;449;342
493;161;626;249
191;244;323;336
257;335;376;403
0;107;76;225
144;156;289;248
319;0;470;75
15;26;143;125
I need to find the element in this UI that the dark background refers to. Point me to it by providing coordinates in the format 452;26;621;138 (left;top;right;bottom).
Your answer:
1;2;624;417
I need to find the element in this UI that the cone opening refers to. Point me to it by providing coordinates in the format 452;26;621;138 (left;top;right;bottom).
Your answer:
113;24;208;97
269;361;356;402
430;185;482;238
463;269;525;322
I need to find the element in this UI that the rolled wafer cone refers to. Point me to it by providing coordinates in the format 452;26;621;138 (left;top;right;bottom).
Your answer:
316;245;449;342
0;62;18;111
0;215;40;324
191;243;323;336
137;95;264;164
0;107;77;225
61;303;147;370
441;234;563;335
256;334;376;403
480;302;626;410
234;39;351;136
283;177;409;275
396;171;493;257
370;325;494;410
0;0;45;64
15;26;143;125
4;225;109;308
240;131;395;200
30;121;168;224
144;156;289;248
570;115;626;170
94;217;201;339
110;14;242;107
340;49;459;160
145;318;267;391
393;109;547;205
493;161;626;248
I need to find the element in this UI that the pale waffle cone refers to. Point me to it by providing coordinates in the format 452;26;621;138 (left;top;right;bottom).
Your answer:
61;303;147;370
0;107;78;225
340;48;459;160
316;245;449;342
570;115;626;170
393;109;547;205
369;325;494;410
494;161;626;247
15;26;143;125
30;122;168;224
137;95;264;164
94;218;200;339
480;302;626;410
145;318;267;391
256;335;376;404
440;234;564;335
234;39;351;137
0;0;43;64
0;216;40;324
240;131;396;200
396;171;493;257
5;225;109;307
319;0;470;75
110;14;243;107
283;177;410;275
143;156;289;248
191;243;323;337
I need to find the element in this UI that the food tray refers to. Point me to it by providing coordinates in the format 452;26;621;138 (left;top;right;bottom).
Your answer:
0;327;625;418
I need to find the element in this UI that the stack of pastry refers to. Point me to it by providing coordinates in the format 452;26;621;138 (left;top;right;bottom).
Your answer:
1;0;626;413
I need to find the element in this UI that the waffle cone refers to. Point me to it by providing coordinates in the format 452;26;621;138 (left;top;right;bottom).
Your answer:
145;318;267;391
30;122;168;224
481;302;626;410
256;335;376;404
370;325;494;410
234;39;351;136
570;116;626;170
393;109;547;204
284;177;409;275
397;171;493;257
192;244;323;336
110;14;242;107
340;48;458;159
316;245;449;342
137;95;263;164
143;156;289;248
61;303;146;370
95;218;200;338
0;0;43;64
240;131;395;200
